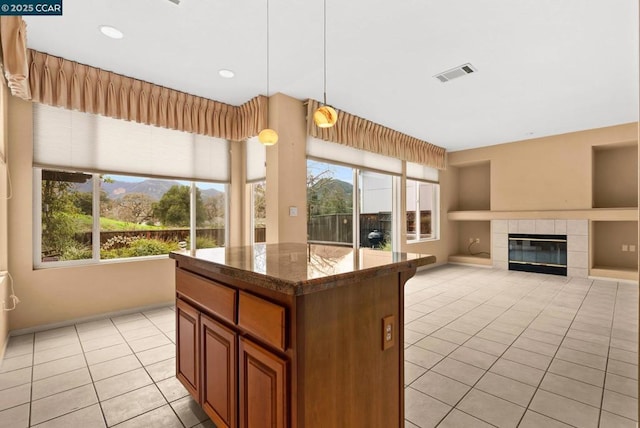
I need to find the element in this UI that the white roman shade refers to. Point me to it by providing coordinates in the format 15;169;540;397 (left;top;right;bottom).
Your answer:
307;137;402;174
33;103;230;182
406;162;439;182
246;136;266;183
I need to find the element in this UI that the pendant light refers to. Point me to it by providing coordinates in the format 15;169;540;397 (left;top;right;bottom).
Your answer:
313;0;338;128
258;0;278;146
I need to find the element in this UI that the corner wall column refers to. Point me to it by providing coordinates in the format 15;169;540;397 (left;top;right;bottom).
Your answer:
265;93;308;244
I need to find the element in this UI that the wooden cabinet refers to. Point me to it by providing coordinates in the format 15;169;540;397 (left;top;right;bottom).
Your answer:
176;269;289;428
201;314;237;428
176;299;200;399
239;337;287;428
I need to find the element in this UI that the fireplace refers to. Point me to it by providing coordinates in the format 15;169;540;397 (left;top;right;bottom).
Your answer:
508;233;568;276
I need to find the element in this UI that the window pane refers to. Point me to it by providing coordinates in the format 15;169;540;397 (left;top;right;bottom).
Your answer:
41;170;93;262
307;160;354;245
360;170;393;250
406;179;438;242
253;181;266;243
197;182;226;249
418;182;433;239
99;175;185;259
406;179;417;240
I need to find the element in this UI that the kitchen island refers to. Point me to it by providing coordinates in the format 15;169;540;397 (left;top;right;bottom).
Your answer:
170;243;436;428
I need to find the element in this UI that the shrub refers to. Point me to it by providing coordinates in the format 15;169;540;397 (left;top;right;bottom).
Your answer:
195;236;217;249
60;242;92;260
125;239;179;257
100;237;179;259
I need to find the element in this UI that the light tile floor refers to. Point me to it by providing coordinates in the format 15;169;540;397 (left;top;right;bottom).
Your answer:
0;306;213;428
0;266;637;427
404;266;638;428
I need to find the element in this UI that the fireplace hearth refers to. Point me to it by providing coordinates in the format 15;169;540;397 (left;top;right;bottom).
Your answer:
508;233;568;276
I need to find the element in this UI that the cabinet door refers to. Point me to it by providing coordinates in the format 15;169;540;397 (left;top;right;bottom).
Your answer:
201;314;237;428
239;337;287;428
176;299;200;400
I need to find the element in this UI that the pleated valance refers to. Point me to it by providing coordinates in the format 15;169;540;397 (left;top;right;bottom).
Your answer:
0;17;31;99
306;99;446;169
27;49;267;140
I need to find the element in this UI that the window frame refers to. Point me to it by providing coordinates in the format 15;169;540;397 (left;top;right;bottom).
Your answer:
406;178;440;243
33;167;229;269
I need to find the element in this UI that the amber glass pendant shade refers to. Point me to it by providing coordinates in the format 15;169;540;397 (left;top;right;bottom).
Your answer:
313;105;338;128
258;128;278;146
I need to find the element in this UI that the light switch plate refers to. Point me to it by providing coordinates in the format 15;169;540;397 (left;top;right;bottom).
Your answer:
289;206;298;217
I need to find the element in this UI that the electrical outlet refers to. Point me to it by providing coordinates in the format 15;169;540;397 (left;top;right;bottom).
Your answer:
622;244;629;252
382;315;394;351
630;245;636;252
475;238;480;244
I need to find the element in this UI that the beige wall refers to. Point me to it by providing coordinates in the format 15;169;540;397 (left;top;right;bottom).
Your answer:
8;97;175;331
266;93;308;244
449;123;638;211
0;83;8;355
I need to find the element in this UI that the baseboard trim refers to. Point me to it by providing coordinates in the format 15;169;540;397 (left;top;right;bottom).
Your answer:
9;301;174;337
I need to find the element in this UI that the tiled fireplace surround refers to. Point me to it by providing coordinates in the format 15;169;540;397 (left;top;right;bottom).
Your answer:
491;219;588;278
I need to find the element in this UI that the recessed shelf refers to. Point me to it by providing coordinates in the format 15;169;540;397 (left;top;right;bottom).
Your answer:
592;142;638;209
454;161;490;211
590;266;638;281
592;221;638;273
448;208;638;222
449;254;492;266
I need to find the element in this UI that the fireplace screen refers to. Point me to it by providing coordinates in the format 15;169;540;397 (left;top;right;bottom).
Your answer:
508;234;567;276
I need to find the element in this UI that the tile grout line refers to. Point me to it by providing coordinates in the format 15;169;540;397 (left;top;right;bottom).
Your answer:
74;321;110;428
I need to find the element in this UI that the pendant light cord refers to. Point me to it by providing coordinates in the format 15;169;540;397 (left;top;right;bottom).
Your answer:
267;0;270;99
323;0;327;106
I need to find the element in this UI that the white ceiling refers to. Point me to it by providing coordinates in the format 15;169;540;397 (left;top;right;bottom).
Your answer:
24;0;639;151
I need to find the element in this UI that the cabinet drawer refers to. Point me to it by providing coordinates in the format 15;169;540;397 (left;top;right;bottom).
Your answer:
177;269;236;324
238;291;286;351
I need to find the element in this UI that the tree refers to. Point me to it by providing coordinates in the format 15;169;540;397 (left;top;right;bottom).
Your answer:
41;175;80;256
153;185;205;227
253;183;266;226
117;193;155;224
203;194;226;227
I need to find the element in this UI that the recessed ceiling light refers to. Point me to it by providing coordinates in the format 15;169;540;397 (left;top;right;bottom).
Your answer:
218;69;235;79
99;25;124;40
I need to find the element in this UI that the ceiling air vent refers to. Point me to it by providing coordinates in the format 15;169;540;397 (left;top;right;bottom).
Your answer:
434;63;476;83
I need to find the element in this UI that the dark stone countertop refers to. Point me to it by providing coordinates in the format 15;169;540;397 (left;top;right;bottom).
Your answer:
170;243;436;296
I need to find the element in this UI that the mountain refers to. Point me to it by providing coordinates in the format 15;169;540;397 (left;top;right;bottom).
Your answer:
74;179;223;201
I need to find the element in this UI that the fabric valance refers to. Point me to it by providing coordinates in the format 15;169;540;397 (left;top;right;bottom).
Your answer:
27;49;267;140
306;99;446;169
0;17;30;99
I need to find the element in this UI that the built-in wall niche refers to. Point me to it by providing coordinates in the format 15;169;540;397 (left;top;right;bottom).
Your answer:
456;161;490;211
592;142;638;208
592;221;638;276
449;221;491;266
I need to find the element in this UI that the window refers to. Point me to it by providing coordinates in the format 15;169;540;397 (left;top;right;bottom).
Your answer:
35;169;226;266
252;181;266;243
406;179;439;242
33;103;230;268
306;159;400;251
307;160;354;246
